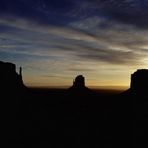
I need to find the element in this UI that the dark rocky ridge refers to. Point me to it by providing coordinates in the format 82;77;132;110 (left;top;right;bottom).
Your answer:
121;69;148;98
0;61;25;93
130;69;148;95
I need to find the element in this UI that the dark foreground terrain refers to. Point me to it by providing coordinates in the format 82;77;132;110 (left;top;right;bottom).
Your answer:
2;87;148;148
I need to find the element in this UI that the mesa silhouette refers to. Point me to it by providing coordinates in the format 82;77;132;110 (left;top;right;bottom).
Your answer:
1;60;148;96
130;69;148;96
2;60;148;147
0;61;26;95
68;75;92;95
121;69;148;98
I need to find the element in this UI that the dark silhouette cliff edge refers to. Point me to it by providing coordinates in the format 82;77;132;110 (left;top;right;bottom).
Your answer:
0;61;26;95
130;69;148;95
122;69;148;98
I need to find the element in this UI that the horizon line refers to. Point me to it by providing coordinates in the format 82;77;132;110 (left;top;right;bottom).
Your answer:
27;85;129;90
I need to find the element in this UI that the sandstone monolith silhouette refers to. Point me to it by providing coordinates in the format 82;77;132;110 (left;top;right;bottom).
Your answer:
68;75;92;94
0;61;25;93
130;69;148;95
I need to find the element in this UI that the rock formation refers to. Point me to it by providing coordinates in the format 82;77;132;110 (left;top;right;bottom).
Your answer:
72;75;85;89
130;69;148;95
69;75;91;94
0;61;25;93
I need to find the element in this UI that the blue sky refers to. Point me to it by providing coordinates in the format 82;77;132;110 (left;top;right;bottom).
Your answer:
1;0;148;88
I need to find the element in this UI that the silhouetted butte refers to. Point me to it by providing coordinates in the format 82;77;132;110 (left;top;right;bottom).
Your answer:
0;61;25;94
68;75;92;94
130;69;148;96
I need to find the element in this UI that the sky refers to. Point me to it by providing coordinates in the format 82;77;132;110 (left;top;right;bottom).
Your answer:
1;0;148;88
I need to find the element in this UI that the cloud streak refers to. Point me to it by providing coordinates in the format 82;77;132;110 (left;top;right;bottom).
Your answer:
1;17;148;65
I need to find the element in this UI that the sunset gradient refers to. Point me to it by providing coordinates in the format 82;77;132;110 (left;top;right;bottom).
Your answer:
1;0;148;88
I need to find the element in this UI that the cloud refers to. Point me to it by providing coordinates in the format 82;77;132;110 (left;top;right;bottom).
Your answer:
1;6;148;86
1;16;148;67
71;0;148;28
77;49;143;65
1;0;148;29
